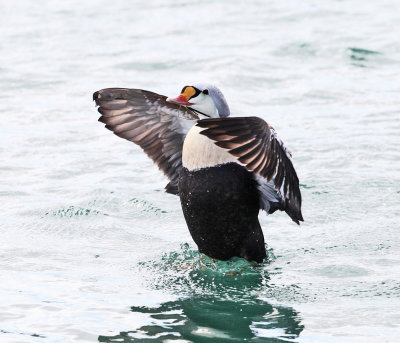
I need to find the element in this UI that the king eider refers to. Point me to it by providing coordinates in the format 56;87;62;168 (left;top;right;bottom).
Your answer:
93;84;303;263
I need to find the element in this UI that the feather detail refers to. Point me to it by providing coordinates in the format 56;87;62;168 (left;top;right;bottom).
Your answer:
94;88;198;194
197;117;303;224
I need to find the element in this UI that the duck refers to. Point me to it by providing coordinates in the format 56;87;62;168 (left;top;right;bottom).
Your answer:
93;83;303;263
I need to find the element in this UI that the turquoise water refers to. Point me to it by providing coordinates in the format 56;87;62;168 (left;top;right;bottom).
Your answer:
1;1;400;342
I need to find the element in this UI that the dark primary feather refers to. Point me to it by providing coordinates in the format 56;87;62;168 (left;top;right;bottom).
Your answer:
93;88;198;194
197;117;303;224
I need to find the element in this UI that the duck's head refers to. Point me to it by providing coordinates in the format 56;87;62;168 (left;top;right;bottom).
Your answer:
167;83;230;118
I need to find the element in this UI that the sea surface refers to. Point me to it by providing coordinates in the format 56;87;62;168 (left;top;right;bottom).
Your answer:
1;1;400;342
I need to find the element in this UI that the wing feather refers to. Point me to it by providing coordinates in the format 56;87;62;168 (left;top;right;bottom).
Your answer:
93;88;198;194
197;117;303;224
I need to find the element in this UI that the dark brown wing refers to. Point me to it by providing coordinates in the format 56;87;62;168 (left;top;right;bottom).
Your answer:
93;88;199;194
197;117;303;224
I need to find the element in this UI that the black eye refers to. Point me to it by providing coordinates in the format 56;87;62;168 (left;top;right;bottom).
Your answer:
202;89;209;95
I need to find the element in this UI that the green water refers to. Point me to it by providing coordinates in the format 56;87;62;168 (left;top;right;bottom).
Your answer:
100;246;304;342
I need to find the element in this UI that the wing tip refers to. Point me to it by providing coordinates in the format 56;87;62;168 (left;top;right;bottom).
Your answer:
283;200;304;225
93;91;100;102
291;211;304;225
293;217;304;225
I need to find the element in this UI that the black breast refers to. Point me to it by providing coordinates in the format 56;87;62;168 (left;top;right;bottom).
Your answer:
178;162;266;263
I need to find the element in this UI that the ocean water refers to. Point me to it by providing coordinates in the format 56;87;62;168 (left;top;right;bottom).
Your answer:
1;0;400;342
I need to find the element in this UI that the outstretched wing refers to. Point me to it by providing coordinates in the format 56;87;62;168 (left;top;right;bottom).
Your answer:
196;117;303;224
93;88;199;194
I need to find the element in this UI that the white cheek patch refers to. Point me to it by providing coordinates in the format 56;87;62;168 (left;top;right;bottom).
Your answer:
189;95;218;118
182;125;237;170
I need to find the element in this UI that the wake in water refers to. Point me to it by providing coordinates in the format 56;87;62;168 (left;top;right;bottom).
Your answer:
138;243;274;297
99;244;304;342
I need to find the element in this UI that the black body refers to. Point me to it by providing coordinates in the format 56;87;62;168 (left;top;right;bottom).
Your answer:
178;163;266;263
